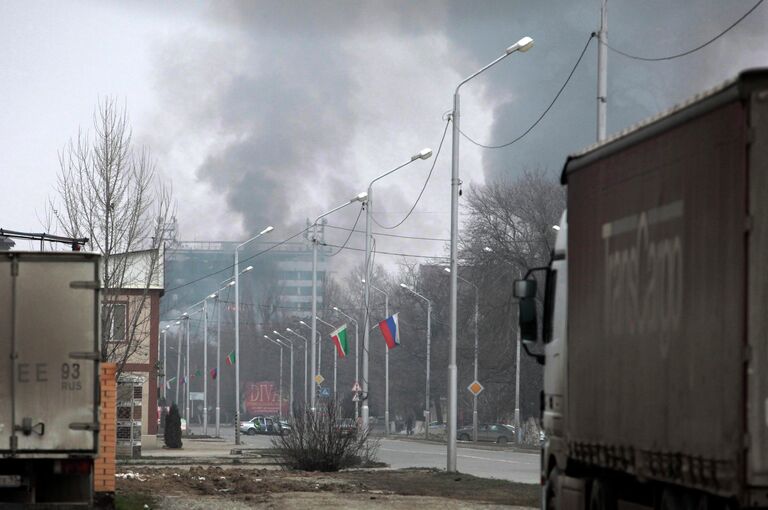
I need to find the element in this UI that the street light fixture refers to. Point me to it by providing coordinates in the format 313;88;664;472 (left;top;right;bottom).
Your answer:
447;36;533;472
362;149;432;432
310;193;368;411
399;283;432;439
234;225;274;445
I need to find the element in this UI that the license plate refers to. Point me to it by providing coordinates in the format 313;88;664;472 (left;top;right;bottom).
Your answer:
0;475;21;488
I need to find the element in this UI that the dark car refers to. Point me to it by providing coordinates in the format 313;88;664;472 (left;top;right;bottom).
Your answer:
457;423;512;444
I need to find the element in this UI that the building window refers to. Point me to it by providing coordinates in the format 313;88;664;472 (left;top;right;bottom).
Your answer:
105;303;127;341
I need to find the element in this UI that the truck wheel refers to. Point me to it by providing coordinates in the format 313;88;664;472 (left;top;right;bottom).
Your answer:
545;467;560;510
589;479;616;510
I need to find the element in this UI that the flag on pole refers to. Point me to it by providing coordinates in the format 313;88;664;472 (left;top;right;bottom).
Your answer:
166;376;176;390
379;313;400;349
194;369;202;379
181;376;188;385
210;367;217;380
226;351;236;366
330;324;349;358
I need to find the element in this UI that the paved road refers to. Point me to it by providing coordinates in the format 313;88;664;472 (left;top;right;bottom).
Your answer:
190;425;540;484
376;438;540;483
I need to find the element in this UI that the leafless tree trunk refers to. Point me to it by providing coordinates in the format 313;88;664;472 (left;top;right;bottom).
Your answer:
47;98;175;375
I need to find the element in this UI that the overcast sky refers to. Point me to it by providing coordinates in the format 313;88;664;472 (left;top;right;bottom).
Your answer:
1;0;766;267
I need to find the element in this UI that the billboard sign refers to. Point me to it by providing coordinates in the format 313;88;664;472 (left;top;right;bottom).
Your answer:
243;381;287;416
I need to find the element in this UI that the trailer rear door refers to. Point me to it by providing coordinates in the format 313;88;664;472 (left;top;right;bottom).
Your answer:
0;253;100;453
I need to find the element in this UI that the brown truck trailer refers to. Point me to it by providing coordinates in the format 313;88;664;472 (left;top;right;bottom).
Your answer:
516;69;768;509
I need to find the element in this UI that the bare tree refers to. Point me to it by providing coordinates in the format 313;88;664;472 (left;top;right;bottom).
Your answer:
48;98;175;374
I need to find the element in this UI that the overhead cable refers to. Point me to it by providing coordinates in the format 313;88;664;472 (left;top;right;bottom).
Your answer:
607;0;764;62
460;33;595;149
372;118;451;230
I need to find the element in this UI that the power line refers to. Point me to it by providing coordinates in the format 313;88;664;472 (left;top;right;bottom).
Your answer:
324;223;450;242
460;33;595;149
320;240;448;260
165;226;311;293
372;118;451;230
326;204;364;257
607;0;764;62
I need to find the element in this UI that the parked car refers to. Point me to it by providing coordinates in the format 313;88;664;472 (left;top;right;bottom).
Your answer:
457;423;512;444
240;416;290;436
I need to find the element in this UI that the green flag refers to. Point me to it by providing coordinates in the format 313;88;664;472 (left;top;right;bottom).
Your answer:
226;351;236;366
330;324;349;359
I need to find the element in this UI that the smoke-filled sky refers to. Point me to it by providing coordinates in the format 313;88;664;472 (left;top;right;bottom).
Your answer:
1;1;766;268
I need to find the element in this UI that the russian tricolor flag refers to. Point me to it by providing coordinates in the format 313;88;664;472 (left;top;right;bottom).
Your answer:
378;313;400;350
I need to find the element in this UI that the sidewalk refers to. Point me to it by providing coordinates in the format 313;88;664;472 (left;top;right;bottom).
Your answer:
121;436;280;466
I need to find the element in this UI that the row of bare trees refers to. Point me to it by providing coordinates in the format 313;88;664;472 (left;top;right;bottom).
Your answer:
312;169;565;426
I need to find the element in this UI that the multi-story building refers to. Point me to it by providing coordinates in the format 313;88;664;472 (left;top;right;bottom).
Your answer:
162;231;329;323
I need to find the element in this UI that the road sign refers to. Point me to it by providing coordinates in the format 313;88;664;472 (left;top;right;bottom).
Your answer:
351;381;362;392
314;374;325;385
320;387;331;398
467;380;484;396
352;393;360;402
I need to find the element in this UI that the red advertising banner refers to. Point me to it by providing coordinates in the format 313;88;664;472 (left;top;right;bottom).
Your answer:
244;381;288;416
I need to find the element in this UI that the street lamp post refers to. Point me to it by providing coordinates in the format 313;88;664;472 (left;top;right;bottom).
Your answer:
444;267;480;442
184;313;191;423
332;306;359;419
263;335;285;419
211;280;236;437
203;297;210;436
234;225;274;445
286;328;309;407
448;36;533;471
175;318;184;407
311;193;368;411
400;283;431;439
361;281;391;436
273;330;295;418
315;316;339;398
362;149;432;431
162;325;170;402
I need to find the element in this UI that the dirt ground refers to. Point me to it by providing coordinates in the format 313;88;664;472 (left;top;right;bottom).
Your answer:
116;466;540;509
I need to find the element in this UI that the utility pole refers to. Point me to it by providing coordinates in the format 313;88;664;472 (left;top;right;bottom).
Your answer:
597;0;608;141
